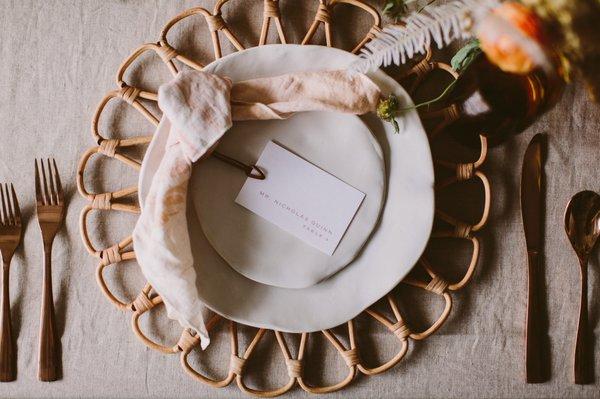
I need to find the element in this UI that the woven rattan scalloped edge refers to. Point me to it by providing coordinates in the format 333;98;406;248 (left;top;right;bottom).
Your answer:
76;0;491;396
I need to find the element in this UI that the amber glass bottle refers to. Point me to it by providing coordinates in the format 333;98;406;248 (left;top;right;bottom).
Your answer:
443;56;564;147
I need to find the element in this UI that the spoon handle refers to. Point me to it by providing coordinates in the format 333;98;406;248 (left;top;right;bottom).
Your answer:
574;260;592;384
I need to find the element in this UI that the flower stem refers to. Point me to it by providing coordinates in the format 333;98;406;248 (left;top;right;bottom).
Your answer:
398;79;458;111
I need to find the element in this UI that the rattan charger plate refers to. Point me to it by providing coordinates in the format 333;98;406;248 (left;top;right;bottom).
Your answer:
76;0;492;396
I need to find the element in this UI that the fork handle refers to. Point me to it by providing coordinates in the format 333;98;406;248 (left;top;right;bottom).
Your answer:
38;246;59;382
0;262;15;382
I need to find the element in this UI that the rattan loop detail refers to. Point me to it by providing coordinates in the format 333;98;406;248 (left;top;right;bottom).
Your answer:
98;139;120;157
230;354;246;376
206;13;227;31
366;25;382;40
155;42;178;63
130;289;182;354
118;85;142;105
456;162;475;181
95;252;137;311
302;1;333;47
315;2;331;24
92;192;113;210
341;348;360;367
415;56;434;76
101;244;123;266
180;317;237;388
235;329;297;396
177;329;201;353
259;0;287;45
298;324;357;394
454;221;473;239
131;290;155;313
264;0;281;18
285;359;303;378
160;3;245;62
391;320;411;340
330;0;382;53
402;268;454;341
359;303;410;375
425;276;449;295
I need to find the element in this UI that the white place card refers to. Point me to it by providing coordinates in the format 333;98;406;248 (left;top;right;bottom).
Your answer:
235;141;366;256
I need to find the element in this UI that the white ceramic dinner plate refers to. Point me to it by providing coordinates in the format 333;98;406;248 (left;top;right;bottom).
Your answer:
139;44;434;333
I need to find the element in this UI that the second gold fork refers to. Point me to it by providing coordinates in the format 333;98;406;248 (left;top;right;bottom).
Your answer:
35;159;65;382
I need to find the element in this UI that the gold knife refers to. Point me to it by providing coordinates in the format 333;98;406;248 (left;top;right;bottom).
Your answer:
520;133;549;383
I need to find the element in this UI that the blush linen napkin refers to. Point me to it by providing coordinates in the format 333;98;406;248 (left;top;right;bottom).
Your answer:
132;69;381;348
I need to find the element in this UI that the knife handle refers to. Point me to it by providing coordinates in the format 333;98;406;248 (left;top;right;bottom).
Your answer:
525;250;548;383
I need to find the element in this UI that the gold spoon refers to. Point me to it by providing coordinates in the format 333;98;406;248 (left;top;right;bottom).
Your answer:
564;190;600;384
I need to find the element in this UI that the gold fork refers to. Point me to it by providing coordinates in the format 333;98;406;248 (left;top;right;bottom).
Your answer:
35;159;64;382
0;183;21;382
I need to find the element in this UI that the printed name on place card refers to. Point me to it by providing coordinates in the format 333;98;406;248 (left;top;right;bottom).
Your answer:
235;141;365;256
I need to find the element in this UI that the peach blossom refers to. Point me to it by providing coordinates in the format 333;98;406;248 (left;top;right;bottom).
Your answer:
477;2;551;74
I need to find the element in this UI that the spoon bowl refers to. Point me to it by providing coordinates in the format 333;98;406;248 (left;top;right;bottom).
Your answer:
565;191;600;260
564;190;600;384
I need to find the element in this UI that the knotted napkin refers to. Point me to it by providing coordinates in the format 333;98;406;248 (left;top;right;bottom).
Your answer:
133;69;381;348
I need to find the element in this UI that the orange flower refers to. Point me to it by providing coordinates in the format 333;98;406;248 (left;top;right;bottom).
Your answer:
477;2;552;74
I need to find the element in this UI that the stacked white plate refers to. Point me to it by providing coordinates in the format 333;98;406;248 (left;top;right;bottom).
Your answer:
139;44;434;333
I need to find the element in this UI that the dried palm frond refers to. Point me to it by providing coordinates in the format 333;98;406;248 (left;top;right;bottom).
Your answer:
351;0;499;73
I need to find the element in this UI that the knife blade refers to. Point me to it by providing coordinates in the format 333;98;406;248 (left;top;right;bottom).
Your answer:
520;133;548;383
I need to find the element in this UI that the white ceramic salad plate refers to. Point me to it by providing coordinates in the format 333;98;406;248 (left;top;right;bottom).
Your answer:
192;111;385;289
139;44;434;333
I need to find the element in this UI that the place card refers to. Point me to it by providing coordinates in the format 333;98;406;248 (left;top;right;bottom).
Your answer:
235;141;365;256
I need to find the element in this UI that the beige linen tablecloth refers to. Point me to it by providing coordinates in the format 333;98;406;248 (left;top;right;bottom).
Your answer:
0;1;598;398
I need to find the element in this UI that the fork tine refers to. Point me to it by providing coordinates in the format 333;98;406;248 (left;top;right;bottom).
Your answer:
46;158;57;205
40;159;50;205
4;183;13;226
0;184;6;225
51;158;64;203
35;159;44;205
10;183;20;225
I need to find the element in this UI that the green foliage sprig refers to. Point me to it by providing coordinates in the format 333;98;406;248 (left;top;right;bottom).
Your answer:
382;0;409;21
376;39;482;133
451;39;482;74
383;0;437;22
